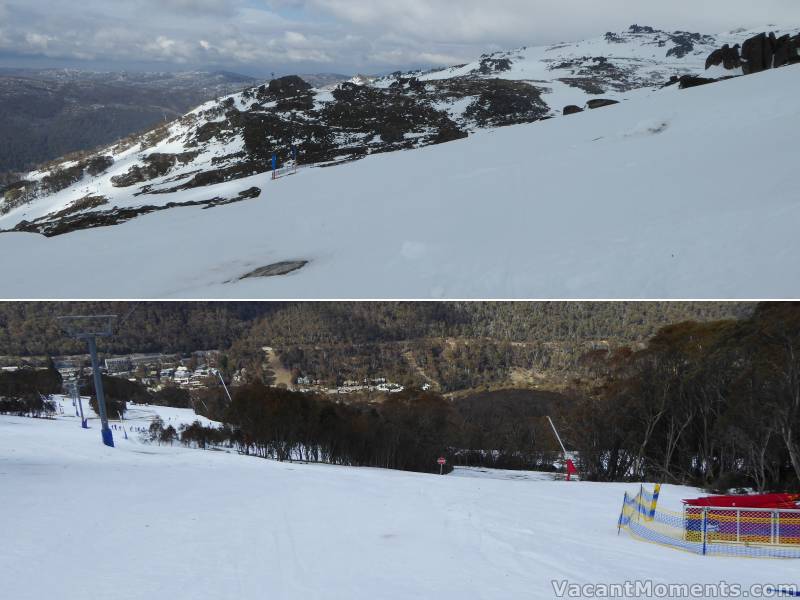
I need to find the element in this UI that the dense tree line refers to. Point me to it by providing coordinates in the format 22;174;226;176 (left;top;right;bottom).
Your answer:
565;303;800;492
0;301;749;358
452;389;568;470
84;375;151;418
168;383;574;474
0;396;57;418
0;362;61;417
0;301;277;357
170;384;456;473
0;361;62;396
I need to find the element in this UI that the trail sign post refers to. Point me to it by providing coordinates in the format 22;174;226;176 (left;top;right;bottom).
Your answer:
437;456;446;475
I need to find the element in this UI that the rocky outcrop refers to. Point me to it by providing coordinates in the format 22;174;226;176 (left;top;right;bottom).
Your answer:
239;261;308;280
563;105;584;116
770;33;800;68
706;31;800;74
7;187;261;237
267;75;312;97
705;44;741;70
478;57;512;75
676;75;719;89
463;80;548;127
742;33;774;74
111;152;199;187
586;98;619;109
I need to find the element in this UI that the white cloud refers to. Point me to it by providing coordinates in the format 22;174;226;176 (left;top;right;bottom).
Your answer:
2;0;800;73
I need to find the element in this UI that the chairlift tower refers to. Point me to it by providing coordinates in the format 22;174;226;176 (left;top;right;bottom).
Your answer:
58;315;118;447
69;378;88;428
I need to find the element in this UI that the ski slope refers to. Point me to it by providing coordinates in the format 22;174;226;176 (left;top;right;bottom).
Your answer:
1;64;799;298
2;414;798;600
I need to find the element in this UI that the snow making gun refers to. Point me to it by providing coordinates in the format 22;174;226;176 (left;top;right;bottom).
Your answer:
547;416;578;481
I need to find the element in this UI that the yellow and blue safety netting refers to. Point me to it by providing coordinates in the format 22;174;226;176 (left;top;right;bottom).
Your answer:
617;485;800;559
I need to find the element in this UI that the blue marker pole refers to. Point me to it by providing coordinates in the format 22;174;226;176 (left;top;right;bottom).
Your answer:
701;508;708;556
271;153;278;180
618;492;628;535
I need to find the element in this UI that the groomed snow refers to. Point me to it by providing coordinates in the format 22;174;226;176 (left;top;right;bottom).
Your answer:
2;414;799;600
1;65;799;298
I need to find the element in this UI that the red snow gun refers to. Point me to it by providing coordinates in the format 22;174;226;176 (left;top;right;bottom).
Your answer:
566;459;578;481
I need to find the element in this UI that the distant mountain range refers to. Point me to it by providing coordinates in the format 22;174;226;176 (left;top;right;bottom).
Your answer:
0;69;349;177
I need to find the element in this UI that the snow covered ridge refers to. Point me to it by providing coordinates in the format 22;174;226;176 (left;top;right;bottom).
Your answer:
1;24;795;238
1;62;799;298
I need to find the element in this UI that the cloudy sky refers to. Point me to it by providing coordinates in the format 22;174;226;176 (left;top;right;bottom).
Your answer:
1;0;798;76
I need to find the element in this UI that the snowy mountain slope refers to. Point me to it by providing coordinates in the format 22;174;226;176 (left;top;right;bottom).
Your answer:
0;62;798;299
2;25;794;238
2;414;799;600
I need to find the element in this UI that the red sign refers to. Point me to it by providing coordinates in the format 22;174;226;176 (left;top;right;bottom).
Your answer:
437;457;446;465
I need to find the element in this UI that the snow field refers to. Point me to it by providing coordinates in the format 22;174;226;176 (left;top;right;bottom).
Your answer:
2;414;799;600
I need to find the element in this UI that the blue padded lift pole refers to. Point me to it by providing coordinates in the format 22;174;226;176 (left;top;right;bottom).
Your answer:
87;336;113;448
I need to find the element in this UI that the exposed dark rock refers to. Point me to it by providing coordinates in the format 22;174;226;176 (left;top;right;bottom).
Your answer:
666;31;708;59
563;105;584;116
558;77;606;95
276;93;314;112
705;44;742;70
110;151;198;187
478;57;512;75
629;25;656;34
677;75;719;89
153;162;267;193
741;33;773;74
48;195;108;219
772;33;800;68
194;120;230;144
268;75;312;97
234;186;261;200
388;76;425;92
463;79;548;127
239;261;308;279
705;30;800;74
7;187;261;236
586;98;620;109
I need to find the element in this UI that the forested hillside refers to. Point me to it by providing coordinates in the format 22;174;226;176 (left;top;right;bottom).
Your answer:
180;303;800;489
227;302;754;391
0;301;751;357
0;302;753;392
563;302;800;491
